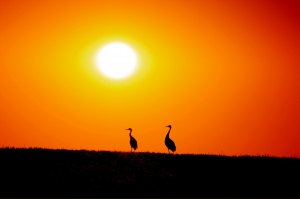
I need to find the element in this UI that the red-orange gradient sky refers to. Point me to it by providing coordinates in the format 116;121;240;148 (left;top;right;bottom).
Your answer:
0;0;299;157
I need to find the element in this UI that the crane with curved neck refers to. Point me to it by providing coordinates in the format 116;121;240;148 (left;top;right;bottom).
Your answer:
165;125;176;154
125;128;138;153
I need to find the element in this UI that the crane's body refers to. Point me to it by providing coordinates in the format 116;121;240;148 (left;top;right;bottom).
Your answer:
126;128;138;152
165;125;176;153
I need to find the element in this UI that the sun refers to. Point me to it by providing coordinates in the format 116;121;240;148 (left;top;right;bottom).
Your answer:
95;42;138;79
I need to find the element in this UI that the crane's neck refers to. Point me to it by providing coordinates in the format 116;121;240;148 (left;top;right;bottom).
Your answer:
166;127;171;138
129;129;132;136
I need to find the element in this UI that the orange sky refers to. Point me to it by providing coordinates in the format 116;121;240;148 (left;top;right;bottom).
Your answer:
0;0;299;157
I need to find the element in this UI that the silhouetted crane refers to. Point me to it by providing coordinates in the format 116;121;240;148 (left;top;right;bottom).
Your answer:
125;128;138;152
165;125;176;154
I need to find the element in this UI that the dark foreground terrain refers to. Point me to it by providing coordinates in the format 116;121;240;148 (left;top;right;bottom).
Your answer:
0;148;299;198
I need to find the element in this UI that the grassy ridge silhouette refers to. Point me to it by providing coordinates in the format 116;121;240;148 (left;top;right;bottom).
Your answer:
0;147;299;197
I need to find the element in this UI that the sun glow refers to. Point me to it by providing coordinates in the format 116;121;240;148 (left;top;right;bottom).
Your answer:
96;42;138;79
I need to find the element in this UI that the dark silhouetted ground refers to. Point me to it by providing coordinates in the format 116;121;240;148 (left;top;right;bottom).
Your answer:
0;148;299;198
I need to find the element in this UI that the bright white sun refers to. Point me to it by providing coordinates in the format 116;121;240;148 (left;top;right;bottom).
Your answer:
96;42;138;79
